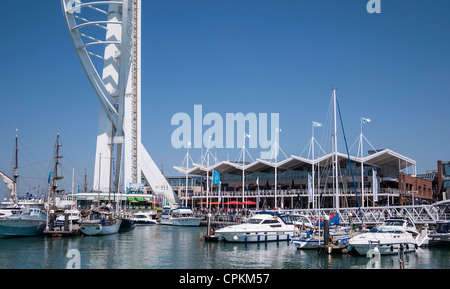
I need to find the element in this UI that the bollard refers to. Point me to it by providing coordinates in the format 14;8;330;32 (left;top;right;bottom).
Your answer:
323;217;330;246
64;213;70;232
398;244;405;269
49;213;55;231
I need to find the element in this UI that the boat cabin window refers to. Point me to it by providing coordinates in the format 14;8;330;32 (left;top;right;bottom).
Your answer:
436;223;450;233
247;219;262;224
262;219;279;224
373;228;404;234
279;215;294;225
385;220;404;227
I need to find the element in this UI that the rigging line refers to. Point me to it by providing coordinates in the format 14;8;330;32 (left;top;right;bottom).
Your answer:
336;97;364;227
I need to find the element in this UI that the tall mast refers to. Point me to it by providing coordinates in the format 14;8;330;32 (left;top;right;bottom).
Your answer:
50;133;64;209
333;89;340;213
84;168;88;193
360;117;364;208
0;130;19;205
12;129;19;205
13;130;19;204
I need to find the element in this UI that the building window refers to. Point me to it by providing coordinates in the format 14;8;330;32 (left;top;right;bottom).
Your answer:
443;164;450;177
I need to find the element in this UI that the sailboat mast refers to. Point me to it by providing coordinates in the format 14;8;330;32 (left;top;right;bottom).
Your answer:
360;117;365;208
333;89;340;213
12;129;19;205
51;133;64;209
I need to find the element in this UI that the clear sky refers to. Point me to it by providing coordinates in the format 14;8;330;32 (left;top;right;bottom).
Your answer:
1;0;449;197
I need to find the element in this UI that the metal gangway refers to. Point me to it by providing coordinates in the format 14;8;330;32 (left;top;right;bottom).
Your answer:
282;201;450;226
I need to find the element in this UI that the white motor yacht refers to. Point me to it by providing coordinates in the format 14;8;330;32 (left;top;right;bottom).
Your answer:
160;206;201;227
56;208;81;224
216;211;300;243
133;211;157;225
347;218;418;255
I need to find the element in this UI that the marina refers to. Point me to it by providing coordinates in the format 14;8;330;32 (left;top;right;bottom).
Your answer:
1;0;449;273
0;225;449;269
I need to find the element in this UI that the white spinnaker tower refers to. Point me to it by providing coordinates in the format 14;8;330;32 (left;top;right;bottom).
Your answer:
62;0;179;204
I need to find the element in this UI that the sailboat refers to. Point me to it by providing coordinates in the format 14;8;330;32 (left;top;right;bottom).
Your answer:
79;204;122;235
0;130;48;237
79;123;122;236
291;89;358;250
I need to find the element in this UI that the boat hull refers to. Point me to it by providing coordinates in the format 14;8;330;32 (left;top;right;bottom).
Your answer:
160;218;201;227
135;220;157;225
79;220;122;236
428;233;450;246
219;230;293;243
0;219;46;237
292;234;351;250
348;241;417;255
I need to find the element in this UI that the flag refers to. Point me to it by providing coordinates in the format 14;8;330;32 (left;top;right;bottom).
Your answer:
362;118;371;124
77;185;80;194
218;181;222;203
48;171;52;184
373;169;378;202
308;174;313;203
313;122;323;127
213;170;220;185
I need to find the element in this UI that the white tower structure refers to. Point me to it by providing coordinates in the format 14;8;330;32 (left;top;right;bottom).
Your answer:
62;0;179;204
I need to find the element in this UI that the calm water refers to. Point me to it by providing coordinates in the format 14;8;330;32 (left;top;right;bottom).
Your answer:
0;225;448;269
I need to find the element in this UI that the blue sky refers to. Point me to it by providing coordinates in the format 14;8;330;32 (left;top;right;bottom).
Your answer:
1;0;449;197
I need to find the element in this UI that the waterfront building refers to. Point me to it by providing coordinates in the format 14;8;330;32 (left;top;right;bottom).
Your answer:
437;160;450;201
174;149;432;210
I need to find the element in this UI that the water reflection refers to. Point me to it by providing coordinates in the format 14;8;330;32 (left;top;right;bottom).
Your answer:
0;226;448;269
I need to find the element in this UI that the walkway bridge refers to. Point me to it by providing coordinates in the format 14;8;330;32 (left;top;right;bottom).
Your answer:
283;201;450;227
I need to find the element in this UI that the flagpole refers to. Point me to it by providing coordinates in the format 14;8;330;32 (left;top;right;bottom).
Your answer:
361;117;364;208
333;89;340;214
312;122;315;210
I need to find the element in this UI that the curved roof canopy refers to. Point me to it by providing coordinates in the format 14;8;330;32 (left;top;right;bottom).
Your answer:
174;149;415;177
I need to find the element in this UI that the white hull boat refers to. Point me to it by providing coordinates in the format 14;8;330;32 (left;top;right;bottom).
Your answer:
348;218;418;255
56;209;81;224
79;206;121;236
79;219;122;236
160;206;201;227
216;211;303;243
292;230;353;250
133;211;157;225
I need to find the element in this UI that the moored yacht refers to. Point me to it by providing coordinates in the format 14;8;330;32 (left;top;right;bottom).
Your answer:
133;211;157;225
160;206;201;227
291;213;353;250
347;218;418;255
79;206;122;236
56;208;81;224
428;220;450;246
216;211;299;243
0;207;48;237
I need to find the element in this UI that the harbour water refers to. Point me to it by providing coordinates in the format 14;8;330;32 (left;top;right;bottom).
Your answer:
0;225;448;270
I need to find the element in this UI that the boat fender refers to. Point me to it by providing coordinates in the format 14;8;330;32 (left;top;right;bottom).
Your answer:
390;245;394;252
415;243;418;249
405;244;409;250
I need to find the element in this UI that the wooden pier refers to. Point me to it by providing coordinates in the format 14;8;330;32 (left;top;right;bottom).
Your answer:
44;224;80;237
